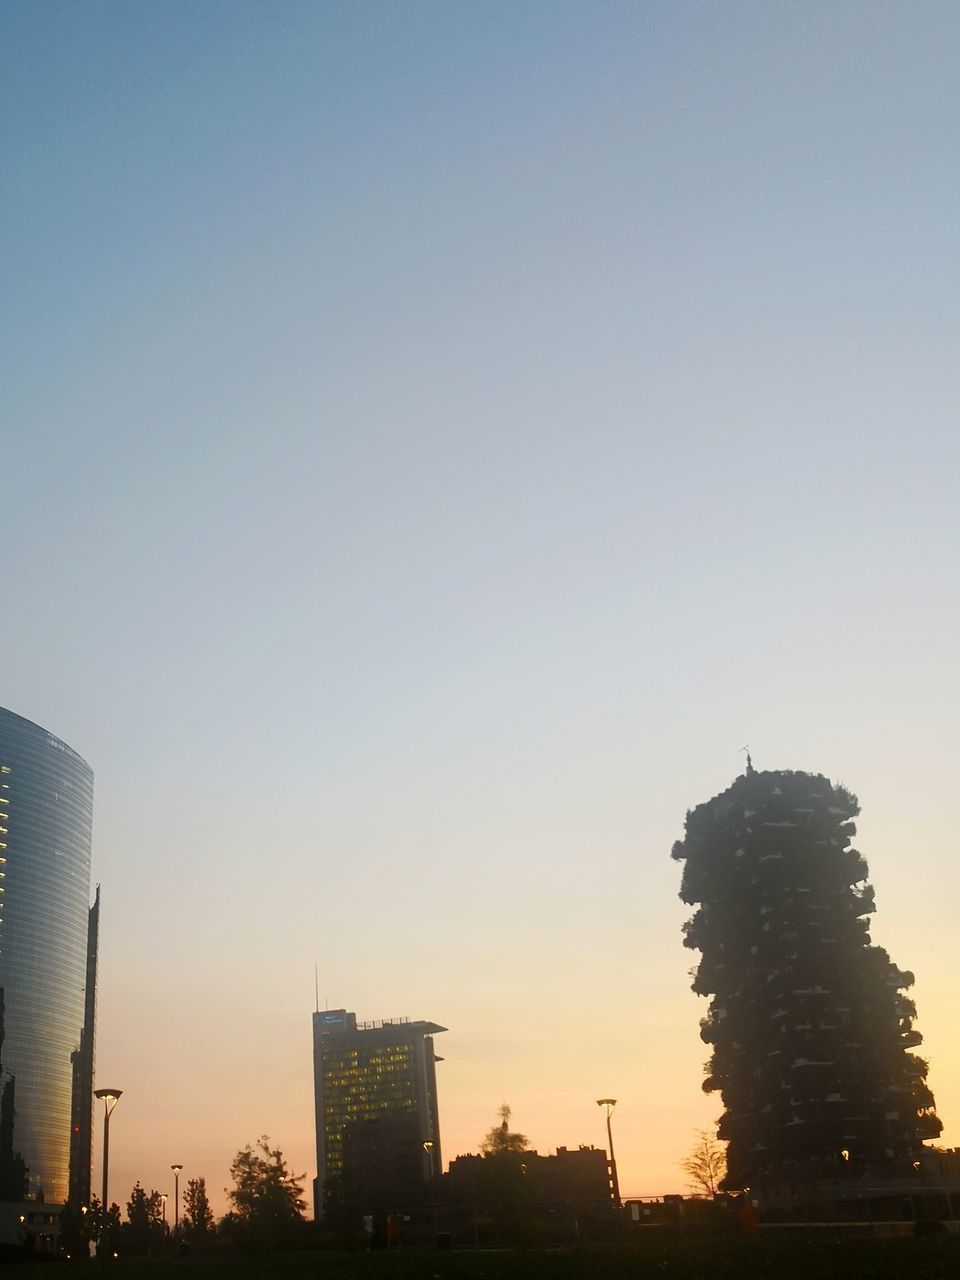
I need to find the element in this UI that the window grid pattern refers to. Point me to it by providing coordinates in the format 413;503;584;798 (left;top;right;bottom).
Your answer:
321;1043;415;1173
0;710;93;1206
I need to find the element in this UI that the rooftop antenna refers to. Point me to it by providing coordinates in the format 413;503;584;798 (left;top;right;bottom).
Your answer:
314;962;319;1014
741;745;754;774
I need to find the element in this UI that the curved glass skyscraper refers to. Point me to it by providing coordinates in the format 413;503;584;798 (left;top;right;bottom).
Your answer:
0;708;97;1211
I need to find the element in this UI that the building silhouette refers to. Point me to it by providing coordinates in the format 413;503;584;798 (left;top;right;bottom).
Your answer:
0;709;99;1245
672;767;941;1196
312;1009;444;1218
68;886;99;1208
445;1145;615;1244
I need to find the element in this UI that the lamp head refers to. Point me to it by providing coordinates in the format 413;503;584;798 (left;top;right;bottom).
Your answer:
94;1088;123;1116
596;1098;617;1110
171;1164;183;1175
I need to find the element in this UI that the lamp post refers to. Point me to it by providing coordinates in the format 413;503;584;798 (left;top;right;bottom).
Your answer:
596;1098;621;1207
422;1141;439;1247
160;1194;168;1230
171;1165;183;1235
94;1089;123;1208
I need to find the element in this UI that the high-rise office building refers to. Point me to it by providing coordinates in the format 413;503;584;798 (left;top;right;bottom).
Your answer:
0;708;98;1237
312;1009;445;1217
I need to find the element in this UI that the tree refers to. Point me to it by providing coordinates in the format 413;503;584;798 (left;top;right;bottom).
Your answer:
481;1104;529;1155
681;1130;726;1197
59;1202;92;1258
479;1106;533;1246
227;1136;305;1246
61;1196;122;1257
672;767;941;1193
182;1176;215;1240
91;1198;123;1255
123;1182;165;1255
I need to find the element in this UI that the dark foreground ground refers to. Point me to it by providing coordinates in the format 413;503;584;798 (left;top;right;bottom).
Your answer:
4;1236;960;1280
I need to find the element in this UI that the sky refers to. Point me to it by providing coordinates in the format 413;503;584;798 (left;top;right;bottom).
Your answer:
2;0;959;1215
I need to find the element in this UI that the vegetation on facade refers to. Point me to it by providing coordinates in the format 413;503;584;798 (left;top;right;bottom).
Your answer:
672;767;940;1191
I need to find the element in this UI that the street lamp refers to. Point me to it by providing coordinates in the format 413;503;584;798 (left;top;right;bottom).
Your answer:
596;1098;621;1207
171;1165;183;1235
422;1141;439;1247
160;1193;168;1230
94;1089;123;1208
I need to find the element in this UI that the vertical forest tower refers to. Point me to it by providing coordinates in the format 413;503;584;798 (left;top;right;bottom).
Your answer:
672;767;940;1191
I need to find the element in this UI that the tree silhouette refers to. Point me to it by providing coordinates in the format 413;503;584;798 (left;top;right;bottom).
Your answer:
481;1104;529;1155
478;1106;533;1246
681;1130;727;1197
672;768;941;1192
62;1196;122;1256
182;1176;215;1239
123;1182;165;1255
92;1198;122;1253
226;1136;305;1246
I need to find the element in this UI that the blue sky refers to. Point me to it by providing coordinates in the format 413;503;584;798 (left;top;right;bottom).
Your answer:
3;1;958;1208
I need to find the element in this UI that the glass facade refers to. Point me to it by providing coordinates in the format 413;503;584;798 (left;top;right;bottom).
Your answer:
312;1011;445;1216
0;708;94;1206
321;1041;417;1174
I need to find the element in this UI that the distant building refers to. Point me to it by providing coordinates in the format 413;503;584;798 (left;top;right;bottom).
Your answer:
535;1144;615;1206
312;1009;445;1217
625;1193;726;1228
0;709;99;1247
444;1145;615;1245
446;1144;613;1205
927;1147;960;1178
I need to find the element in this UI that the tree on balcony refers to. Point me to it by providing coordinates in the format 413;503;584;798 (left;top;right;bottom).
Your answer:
672;767;941;1191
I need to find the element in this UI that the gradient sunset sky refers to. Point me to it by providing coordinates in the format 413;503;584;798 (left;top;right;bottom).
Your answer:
3;1;958;1214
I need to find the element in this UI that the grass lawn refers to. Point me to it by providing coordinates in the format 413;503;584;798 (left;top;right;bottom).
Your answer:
9;1235;960;1280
